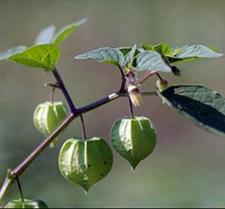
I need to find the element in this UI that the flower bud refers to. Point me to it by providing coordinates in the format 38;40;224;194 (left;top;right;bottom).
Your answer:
156;79;168;92
127;82;143;107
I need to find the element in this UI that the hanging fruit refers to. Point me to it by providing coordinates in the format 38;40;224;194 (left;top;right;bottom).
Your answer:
4;198;49;208
33;101;69;147
110;116;157;170
58;137;113;193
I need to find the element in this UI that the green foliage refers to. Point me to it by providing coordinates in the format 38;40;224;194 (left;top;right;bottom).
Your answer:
141;42;172;56
51;18;88;46
123;45;137;67
0;45;27;60
158;85;225;138
0;19;225;208
168;45;223;64
35;18;88;46
75;47;124;66
34;25;56;45
75;42;223;74
132;50;171;72
141;42;223;63
8;44;60;70
0;18;87;71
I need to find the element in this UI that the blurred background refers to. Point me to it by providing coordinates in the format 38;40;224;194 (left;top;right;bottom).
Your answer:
1;0;225;207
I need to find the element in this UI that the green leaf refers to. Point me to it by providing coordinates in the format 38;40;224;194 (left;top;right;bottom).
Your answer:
176;45;223;58
8;44;60;70
118;47;140;57
141;42;172;56
34;24;56;45
140;44;155;51
123;45;137;67
0;45;27;61
75;47;124;66
132;50;171;72
168;45;223;64
51;18;87;46
169;45;188;57
158;85;225;138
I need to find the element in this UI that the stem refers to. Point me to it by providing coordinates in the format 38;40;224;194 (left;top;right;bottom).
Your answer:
137;70;157;85
0;92;122;205
128;97;134;118
77;91;121;114
14;113;74;176
14;174;24;202
0;112;75;205
0;66;158;205
117;66;126;93
155;72;163;81
52;68;76;113
80;115;87;141
50;85;56;103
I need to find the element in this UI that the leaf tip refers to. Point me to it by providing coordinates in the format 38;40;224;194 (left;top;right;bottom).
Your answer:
76;17;88;26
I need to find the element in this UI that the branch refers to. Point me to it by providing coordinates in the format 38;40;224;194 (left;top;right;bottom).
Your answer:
0;90;123;205
0;66;158;205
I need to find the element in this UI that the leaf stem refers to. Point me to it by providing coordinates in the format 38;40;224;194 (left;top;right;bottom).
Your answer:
155;72;163;81
137;70;157;85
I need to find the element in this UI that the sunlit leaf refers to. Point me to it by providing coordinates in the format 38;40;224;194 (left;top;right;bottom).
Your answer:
132;50;171;72
51;18;87;46
141;42;172;56
168;45;223;64
0;45;27;61
168;45;188;57
8;44;60;70
75;47;124;66
140;44;155;51
176;45;223;58
158;85;225;138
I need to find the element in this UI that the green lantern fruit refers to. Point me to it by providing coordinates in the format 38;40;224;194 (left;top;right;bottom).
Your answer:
4;198;48;208
156;79;168;92
33;101;68;148
110;116;157;170
58;137;113;193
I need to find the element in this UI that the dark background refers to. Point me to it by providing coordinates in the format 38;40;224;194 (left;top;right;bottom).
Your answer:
1;0;225;207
